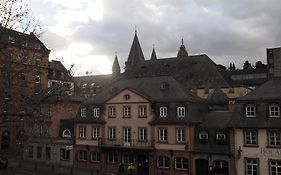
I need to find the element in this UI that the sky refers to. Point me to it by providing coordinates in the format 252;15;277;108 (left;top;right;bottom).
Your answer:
26;0;281;76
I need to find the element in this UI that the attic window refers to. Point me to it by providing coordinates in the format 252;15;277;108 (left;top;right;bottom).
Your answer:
8;36;15;43
160;82;169;90
124;94;130;100
62;129;71;138
199;131;208;140
245;104;256;117
216;133;226;141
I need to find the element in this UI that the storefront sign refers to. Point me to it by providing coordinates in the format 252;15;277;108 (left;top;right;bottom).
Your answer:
260;147;281;157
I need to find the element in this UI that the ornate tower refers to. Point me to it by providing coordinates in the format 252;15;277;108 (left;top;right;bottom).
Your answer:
177;38;188;58
112;54;121;75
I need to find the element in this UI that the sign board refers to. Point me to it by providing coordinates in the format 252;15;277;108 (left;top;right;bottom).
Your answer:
65;145;73;150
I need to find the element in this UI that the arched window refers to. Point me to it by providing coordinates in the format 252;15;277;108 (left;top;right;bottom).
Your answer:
62;129;71;138
245;104;256;117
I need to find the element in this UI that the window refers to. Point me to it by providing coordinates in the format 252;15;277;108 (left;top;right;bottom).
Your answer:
46;147;51;160
81;108;87;117
60;148;70;161
139;106;147;117
108;152;118;163
244;130;258;146
216;132;226;144
138;128;147;141
37;146;42;159
270;160;281;175
92;127;100;139
175;157;188;170
123;106;131;117
62;129;71;138
108;106;116;117
269;131;281;146
245;158;259;175
123;94;130;100
123;153;134;164
160;107;168;117
177;107;185;117
245;104;256;117
176;128;185;143
20;73;27;81
158;128;167;142
35;58;41;66
269;104;280;117
213;160;228;173
35;74;40;83
93;108;100;118
77;151;87;161
157;156;170;168
199;131;209;139
28;145;33;158
90;152;101;162
108;127;116;139
79;127;86;139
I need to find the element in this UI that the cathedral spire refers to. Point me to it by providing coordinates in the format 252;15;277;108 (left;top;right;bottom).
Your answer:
112;53;120;75
177;37;188;58
125;32;145;67
150;45;157;60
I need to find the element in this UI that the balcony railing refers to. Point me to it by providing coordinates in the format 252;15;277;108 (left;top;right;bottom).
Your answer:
99;138;155;149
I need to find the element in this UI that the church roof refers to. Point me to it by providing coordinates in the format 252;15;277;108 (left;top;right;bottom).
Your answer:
112;55;121;74
150;47;157;60
123;54;230;90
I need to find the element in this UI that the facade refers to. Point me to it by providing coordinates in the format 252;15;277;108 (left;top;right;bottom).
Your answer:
74;76;205;175
0;26;50;151
23;85;83;166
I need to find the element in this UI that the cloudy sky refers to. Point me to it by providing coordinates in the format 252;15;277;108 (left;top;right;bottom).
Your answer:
27;0;281;75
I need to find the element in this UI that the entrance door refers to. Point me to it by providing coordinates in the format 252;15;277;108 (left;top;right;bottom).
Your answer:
138;154;149;175
123;128;131;146
1;130;10;150
195;159;208;175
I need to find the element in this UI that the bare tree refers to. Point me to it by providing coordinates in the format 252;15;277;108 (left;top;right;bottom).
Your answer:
0;0;41;35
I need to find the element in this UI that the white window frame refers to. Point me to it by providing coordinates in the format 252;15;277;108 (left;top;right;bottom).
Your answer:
175;157;188;170
123;106;131;117
157;156;170;168
92;127;100;139
176;128;185;143
77;151;87;161
139;106;147;117
108;106;116;117
108;127;116;139
158;128;167;142
90;151;101;162
245;159;259;175
245;104;256;117
160;107;168;117
269;131;281;146
81;108;87;117
93;108;100;118
79;127;86;139
177;107;185;118
199;131;208;140
62;129;71;138
245;130;257;145
216;133;226;141
138;128;147;141
270;160;281;175
269;104;280;117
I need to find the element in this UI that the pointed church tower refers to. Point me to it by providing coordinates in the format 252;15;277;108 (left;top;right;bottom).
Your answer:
177;38;188;58
125;31;145;69
150;46;157;60
112;54;120;75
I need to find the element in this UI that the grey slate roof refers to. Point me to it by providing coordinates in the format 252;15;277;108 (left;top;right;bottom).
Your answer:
48;60;73;81
85;76;203;105
201;111;233;128
112;55;121;74
123;54;230;90
207;88;229;108
150;47;157;60
238;78;281;101
0;26;50;53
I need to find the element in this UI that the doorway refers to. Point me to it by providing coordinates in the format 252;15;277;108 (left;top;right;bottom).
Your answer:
195;159;208;175
123;127;131;146
138;154;149;175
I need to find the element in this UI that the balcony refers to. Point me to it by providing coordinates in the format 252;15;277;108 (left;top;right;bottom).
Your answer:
99;138;155;150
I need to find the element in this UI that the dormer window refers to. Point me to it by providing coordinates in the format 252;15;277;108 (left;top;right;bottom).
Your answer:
160;107;168;117
160;82;169;90
177;106;185;118
216;133;226;140
8;36;15;43
199;131;208;140
81;108;87;117
269;104;280;117
245;104;256;117
93;108;100;118
62;129;71;138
